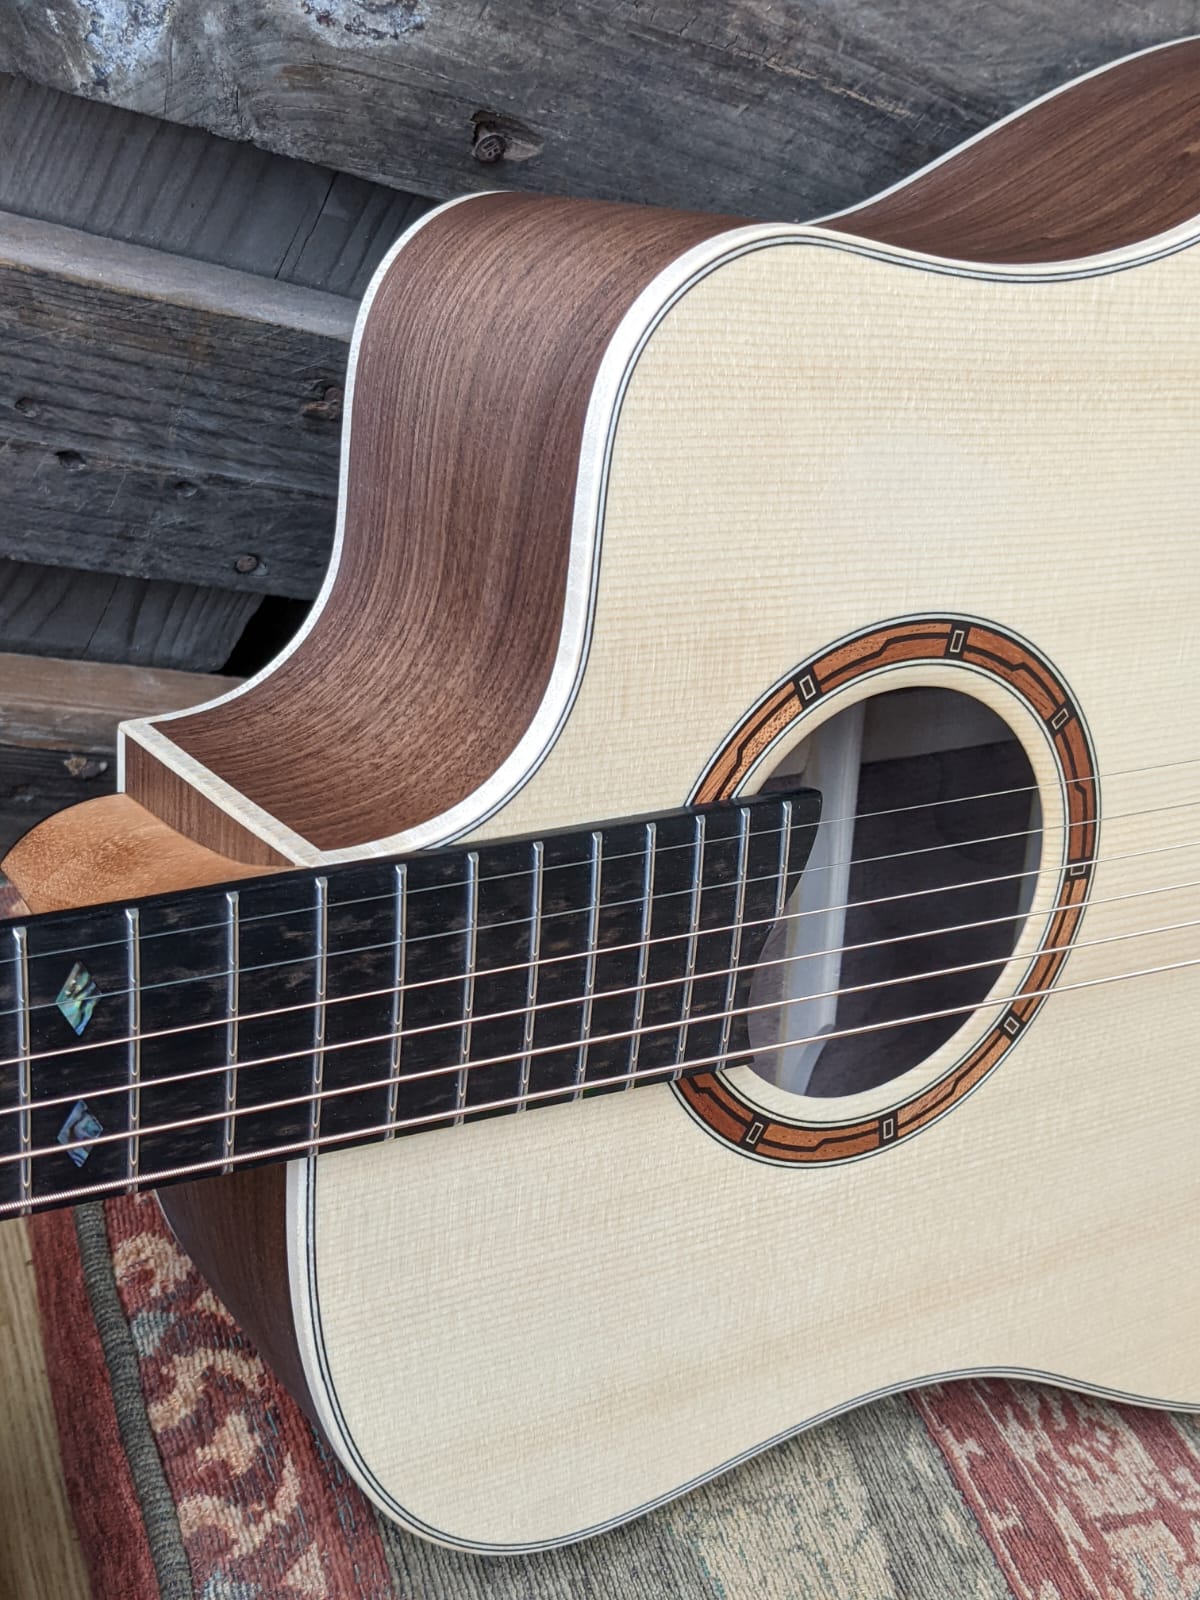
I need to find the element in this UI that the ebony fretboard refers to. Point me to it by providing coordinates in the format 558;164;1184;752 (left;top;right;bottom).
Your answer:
0;789;819;1216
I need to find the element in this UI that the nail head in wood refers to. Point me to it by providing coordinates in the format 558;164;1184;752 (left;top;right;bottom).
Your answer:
472;122;509;164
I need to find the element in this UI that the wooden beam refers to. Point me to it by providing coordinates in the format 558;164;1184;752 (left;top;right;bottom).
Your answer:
0;653;238;857
0;72;430;300
0;6;1194;219
0;210;355;599
0;560;260;675
0;651;239;750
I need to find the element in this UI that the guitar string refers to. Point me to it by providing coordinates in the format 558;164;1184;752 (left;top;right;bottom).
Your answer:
5;900;1199;1154
12;745;1194;966
6;937;1200;1198
4;780;1065;976
5;864;1185;1115
2;828;1189;1072
1;809;1058;1024
3;812;1058;1022
3;874;1191;1125
4;782;1167;1027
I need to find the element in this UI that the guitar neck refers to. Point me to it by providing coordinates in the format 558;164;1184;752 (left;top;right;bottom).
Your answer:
0;790;820;1217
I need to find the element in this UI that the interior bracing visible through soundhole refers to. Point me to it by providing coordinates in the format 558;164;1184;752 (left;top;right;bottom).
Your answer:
676;617;1098;1164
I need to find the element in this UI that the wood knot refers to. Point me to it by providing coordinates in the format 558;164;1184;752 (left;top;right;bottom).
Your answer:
302;382;343;422
62;755;108;782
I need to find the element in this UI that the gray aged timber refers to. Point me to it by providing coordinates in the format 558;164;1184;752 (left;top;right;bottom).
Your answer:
0;210;355;600
0;3;1197;219
0;71;430;299
0;561;259;673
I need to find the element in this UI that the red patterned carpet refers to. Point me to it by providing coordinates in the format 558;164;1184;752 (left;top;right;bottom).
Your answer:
28;1194;1200;1599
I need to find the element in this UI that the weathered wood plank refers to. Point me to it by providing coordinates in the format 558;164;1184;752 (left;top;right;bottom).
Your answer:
0;653;238;857
0;210;355;598
0;5;1194;219
0;71;430;299
0;561;260;674
0;1217;89;1600
0;651;239;750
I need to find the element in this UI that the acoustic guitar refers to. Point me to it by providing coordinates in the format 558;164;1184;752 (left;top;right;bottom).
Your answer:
4;37;1200;1553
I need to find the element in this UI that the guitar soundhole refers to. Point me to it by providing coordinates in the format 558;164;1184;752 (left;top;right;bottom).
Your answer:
746;687;1041;1097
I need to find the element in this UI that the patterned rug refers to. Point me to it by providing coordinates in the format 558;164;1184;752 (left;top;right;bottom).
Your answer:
27;1193;1200;1599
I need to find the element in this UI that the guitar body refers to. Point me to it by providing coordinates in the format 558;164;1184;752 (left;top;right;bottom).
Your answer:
8;39;1200;1552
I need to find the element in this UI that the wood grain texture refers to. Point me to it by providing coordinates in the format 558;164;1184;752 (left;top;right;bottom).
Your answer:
127;40;1200;867
2;793;262;915
0;2;1196;222
0;800;314;1488
129;195;739;858
0;70;431;300
0;789;817;1218
838;38;1200;260
276;55;1200;1543
0;209;354;599
0;652;240;752
0;558;260;674
0;747;120;867
0;1218;89;1600
159;1167;315;1423
10;45;1200;1552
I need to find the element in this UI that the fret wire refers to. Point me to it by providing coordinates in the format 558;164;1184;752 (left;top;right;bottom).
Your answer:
385;865;407;1138
308;878;329;1147
0;845;1096;1079
222;891;240;1173
718;807;752;1062
517;842;543;1109
455;853;480;1123
775;798;794;920
125;908;141;1192
18;945;1200;1213
50;852;1200;1125
27;900;1176;1142
13;927;30;1206
674;814;706;1080
573;832;604;1098
627;822;656;1087
33;817;1185;1043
